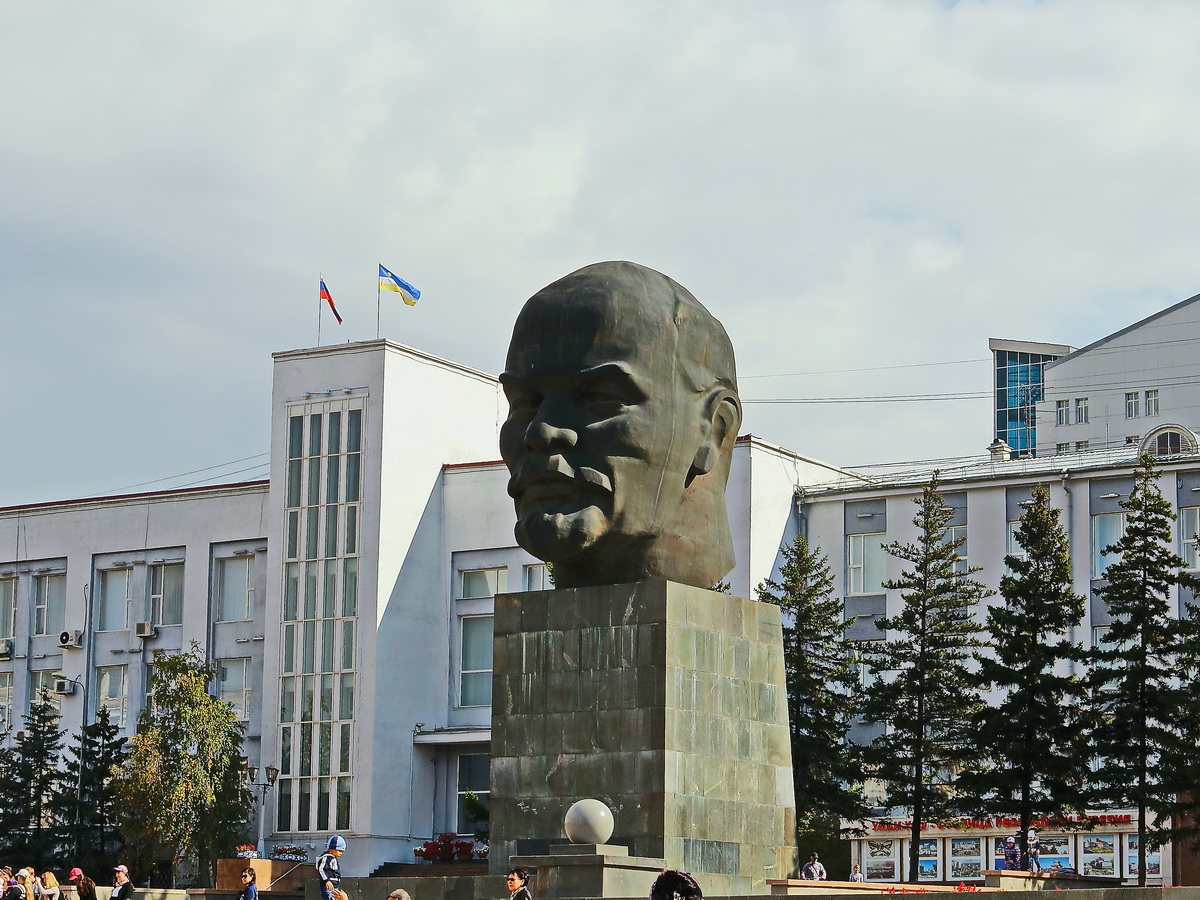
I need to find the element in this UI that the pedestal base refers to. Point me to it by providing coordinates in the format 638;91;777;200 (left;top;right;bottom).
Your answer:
490;580;797;886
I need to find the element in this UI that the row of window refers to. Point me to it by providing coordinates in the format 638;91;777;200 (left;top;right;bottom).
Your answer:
0;657;252;732
1054;390;1160;427
846;506;1200;595
0;556;256;640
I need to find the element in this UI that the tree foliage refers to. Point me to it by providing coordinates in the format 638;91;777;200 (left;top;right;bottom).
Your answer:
860;475;989;882
0;692;65;867
958;484;1090;868
757;533;866;830
1087;455;1200;884
112;644;252;886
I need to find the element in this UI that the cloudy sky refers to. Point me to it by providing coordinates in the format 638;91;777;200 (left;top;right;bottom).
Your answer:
5;0;1200;506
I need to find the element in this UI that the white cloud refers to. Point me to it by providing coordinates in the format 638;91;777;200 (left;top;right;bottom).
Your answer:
3;0;1200;501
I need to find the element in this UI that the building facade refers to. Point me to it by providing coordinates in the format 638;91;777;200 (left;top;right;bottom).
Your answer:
801;444;1200;885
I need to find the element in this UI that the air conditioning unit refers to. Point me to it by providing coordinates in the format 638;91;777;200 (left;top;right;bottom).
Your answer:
53;677;76;696
0;638;12;660
135;621;157;639
59;629;84;649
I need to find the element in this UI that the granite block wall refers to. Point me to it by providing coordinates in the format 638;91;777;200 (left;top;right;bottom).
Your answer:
490;580;797;884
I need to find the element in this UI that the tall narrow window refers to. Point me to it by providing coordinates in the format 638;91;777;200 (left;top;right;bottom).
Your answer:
1181;507;1200;570
523;564;549;592
0;579;15;640
99;569;131;631
150;562;184;626
1145;390;1160;417
279;401;361;833
940;525;968;575
0;672;12;731
456;753;491;835
1092;513;1126;577
1124;392;1140;418
846;533;886;594
33;573;66;636
1055;400;1070;426
1075;397;1089;424
95;665;128;727
217;556;254;621
29;670;62;713
218;658;251;720
460;615;494;707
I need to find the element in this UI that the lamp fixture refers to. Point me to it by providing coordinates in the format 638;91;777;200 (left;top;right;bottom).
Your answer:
1099;492;1121;499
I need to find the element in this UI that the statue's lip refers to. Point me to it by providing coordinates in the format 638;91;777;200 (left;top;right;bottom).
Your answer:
508;459;613;499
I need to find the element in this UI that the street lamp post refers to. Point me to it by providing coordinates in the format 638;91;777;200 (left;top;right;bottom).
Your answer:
245;763;280;856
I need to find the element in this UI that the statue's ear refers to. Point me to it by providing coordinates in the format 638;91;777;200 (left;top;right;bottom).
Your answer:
688;388;742;485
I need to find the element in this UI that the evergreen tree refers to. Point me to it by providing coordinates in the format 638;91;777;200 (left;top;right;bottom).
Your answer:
860;475;989;883
0;692;66;867
56;706;128;872
112;644;252;886
1088;455;1200;885
957;484;1090;869
757;533;866;835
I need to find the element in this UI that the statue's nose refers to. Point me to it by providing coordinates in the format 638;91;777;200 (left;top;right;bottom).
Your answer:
526;419;578;451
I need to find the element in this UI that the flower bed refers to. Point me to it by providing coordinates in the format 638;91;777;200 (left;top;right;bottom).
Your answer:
413;833;475;863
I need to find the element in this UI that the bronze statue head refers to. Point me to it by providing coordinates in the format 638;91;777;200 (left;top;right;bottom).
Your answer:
500;261;742;589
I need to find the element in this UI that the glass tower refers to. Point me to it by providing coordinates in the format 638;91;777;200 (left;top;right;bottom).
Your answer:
990;339;1072;458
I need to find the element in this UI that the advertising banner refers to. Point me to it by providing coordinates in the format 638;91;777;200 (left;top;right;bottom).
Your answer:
864;838;899;882
1080;834;1116;877
949;837;983;880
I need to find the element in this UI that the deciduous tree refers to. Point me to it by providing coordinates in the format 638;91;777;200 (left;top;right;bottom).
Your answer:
112;644;252;886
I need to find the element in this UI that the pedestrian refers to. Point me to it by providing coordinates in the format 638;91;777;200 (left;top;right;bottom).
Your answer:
18;870;35;900
68;871;95;900
316;836;346;900
506;868;532;900
237;869;257;900
2;875;22;900
1004;837;1021;871
386;892;411;900
1027;829;1040;874
649;870;702;900
801;854;826;881
37;875;58;900
849;864;865;883
111;867;133;900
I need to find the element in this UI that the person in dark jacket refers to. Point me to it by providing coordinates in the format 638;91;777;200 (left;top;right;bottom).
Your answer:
316;836;346;900
506;868;532;900
111;867;133;900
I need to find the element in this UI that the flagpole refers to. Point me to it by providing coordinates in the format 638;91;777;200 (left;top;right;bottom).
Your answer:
376;274;381;340
317;274;323;347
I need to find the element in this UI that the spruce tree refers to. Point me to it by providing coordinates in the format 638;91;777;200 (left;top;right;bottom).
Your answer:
1088;454;1200;885
957;484;1089;869
0;692;66;866
56;706;128;871
860;475;989;883
756;534;866;839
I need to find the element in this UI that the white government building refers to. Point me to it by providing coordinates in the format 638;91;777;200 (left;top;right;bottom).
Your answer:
3;292;1200;882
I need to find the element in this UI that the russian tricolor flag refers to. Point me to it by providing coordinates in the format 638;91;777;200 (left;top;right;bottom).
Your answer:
320;280;343;324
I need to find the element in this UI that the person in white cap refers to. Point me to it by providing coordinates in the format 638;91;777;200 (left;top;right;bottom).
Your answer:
111;867;132;900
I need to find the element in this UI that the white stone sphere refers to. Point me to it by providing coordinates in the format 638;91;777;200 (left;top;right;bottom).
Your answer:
563;798;615;844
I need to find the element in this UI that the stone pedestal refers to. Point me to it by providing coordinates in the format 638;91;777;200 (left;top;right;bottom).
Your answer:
490;580;797;890
510;844;667;899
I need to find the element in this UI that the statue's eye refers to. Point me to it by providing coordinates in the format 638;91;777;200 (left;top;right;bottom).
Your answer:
504;384;542;415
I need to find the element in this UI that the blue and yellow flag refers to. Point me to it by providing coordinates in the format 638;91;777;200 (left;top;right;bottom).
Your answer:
379;265;420;306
